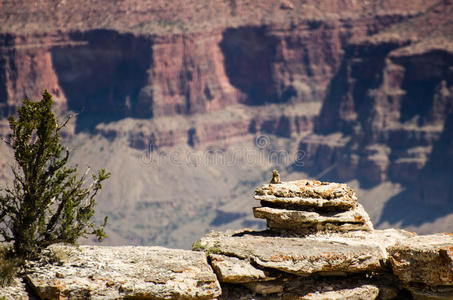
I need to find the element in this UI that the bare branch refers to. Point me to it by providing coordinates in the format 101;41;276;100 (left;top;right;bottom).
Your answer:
0;136;11;146
56;112;78;132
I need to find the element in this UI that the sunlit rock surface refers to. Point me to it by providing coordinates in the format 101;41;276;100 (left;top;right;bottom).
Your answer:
25;245;221;299
2;179;452;299
254;179;374;233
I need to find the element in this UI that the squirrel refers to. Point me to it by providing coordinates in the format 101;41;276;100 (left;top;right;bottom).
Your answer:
270;169;281;184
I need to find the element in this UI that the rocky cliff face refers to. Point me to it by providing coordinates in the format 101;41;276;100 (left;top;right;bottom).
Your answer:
299;0;453;199
416;112;453;205
0;0;435;129
1;0;452;248
2;179;452;299
0;0;444;172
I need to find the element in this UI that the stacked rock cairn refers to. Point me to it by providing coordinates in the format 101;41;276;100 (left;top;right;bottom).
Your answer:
253;170;374;234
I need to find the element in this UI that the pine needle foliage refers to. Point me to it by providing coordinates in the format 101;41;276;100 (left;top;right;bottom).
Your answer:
0;245;21;286
0;90;110;260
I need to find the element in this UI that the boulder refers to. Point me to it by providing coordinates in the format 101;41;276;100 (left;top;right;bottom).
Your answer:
253;204;373;233
196;229;412;277
388;233;453;286
209;254;275;283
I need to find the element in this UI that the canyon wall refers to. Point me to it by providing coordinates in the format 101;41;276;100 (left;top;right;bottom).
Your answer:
1;0;452;247
0;0;435;128
0;0;439;149
299;0;453;212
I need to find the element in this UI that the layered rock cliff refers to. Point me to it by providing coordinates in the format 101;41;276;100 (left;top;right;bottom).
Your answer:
0;0;436;132
1;0;452;248
2;179;452;299
300;0;453;187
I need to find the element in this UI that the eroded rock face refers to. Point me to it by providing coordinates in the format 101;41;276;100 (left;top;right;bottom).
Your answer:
25;245;221;299
96;101;321;151
4;0;440;120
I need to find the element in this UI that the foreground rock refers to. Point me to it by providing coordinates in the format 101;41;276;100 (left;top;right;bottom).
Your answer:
195;228;453;299
389;233;453;287
25;245;221;299
193;177;453;299
219;273;401;299
197;229;413;277
0;278;31;300
1;178;452;299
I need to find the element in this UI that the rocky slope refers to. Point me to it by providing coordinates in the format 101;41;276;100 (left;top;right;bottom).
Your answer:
2;179;452;299
1;0;452;248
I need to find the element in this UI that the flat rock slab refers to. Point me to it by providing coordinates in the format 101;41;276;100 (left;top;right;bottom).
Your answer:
196;229;413;277
209;254;274;283
407;285;453;300
254;195;357;210
26;245;221;299
253;204;373;232
388;233;453;286
255;180;357;209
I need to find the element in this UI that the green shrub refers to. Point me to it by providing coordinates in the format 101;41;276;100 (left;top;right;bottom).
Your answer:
0;245;20;287
0;90;110;261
